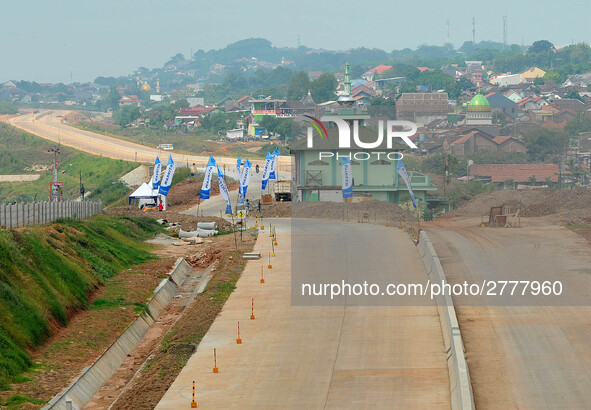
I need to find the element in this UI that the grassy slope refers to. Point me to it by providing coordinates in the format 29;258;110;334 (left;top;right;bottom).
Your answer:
0;215;161;391
0;123;138;204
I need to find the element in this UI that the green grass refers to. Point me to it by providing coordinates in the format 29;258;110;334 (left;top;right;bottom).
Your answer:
1;394;46;408
0;101;18;115
0;215;162;390
567;222;591;230
0;123;138;205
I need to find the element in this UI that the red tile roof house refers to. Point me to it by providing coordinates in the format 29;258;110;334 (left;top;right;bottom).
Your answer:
492;136;527;154
119;95;142;107
447;131;526;158
447;131;497;158
470;163;559;185
361;64;393;80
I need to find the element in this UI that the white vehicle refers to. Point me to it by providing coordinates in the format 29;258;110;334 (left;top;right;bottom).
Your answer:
157;143;174;150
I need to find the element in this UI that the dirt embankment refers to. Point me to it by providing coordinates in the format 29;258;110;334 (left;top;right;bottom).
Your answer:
166;178;238;208
105;206;232;232
110;235;255;409
259;200;416;223
445;188;591;223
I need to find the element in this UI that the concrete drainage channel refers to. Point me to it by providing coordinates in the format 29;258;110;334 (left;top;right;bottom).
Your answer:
417;231;475;410
43;258;204;410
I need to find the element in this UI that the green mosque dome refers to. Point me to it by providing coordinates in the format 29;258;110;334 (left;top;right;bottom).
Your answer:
468;93;490;112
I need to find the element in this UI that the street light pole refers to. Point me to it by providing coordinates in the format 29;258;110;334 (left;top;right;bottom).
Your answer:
48;147;60;201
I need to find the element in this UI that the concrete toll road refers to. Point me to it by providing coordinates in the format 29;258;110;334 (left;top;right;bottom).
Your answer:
427;219;591;409
156;219;451;409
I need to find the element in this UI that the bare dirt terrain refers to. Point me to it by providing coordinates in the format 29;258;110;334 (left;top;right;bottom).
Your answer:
259;200;416;223
110;234;255;409
445;187;591;223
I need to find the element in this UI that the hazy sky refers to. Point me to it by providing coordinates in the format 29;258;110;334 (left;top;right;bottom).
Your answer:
1;0;589;83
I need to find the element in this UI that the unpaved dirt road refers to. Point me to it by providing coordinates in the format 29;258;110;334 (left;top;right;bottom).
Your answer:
427;217;591;409
6;110;291;172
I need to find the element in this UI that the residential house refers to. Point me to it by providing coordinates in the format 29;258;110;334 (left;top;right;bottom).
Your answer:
465;61;484;72
441;65;463;79
445;127;524;158
520;67;546;82
175;106;216;126
447;130;498;158
276;101;316;118
187;97;205;107
486;92;518;118
470;164;558;185
492;136;527;154
552;98;587;113
224;96;251;112
396;92;450;124
503;90;523;103
361;64;392;81
490;73;521;87
119;95;142;107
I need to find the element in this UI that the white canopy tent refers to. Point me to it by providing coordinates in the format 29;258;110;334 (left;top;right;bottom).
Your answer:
128;182;159;207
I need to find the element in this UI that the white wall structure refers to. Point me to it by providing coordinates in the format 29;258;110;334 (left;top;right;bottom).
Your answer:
0;201;103;229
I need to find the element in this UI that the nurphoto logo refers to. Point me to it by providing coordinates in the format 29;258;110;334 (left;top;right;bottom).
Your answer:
304;115;417;161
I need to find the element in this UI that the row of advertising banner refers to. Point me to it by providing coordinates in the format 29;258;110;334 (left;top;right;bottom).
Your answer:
150;149;416;213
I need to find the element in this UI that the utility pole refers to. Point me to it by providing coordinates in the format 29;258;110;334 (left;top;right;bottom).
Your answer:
48;147;60;202
472;17;476;45
48;147;59;183
446;20;450;44
503;16;508;50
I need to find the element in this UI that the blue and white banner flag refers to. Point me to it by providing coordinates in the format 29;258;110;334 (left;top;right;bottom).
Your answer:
152;156;162;190
397;159;417;208
236;156;242;196
261;152;274;190
238;159;252;204
217;166;232;215
158;155;176;197
200;156;216;199
341;157;353;199
269;147;280;180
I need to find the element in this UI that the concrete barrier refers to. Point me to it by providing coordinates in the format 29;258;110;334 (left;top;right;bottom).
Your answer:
44;257;192;410
169;258;191;286
0;200;102;230
0;174;41;182
417;231;475;410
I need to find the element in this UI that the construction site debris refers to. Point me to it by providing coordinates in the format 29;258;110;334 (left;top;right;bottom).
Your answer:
446;188;591;223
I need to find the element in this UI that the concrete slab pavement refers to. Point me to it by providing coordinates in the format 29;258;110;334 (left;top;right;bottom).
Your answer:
428;223;591;408
156;219;450;409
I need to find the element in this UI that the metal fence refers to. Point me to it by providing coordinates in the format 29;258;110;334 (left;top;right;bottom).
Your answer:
0;200;102;229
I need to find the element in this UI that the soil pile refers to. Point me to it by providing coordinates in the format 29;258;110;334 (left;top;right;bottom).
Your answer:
166;178;238;208
446;188;591;222
259;200;416;223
